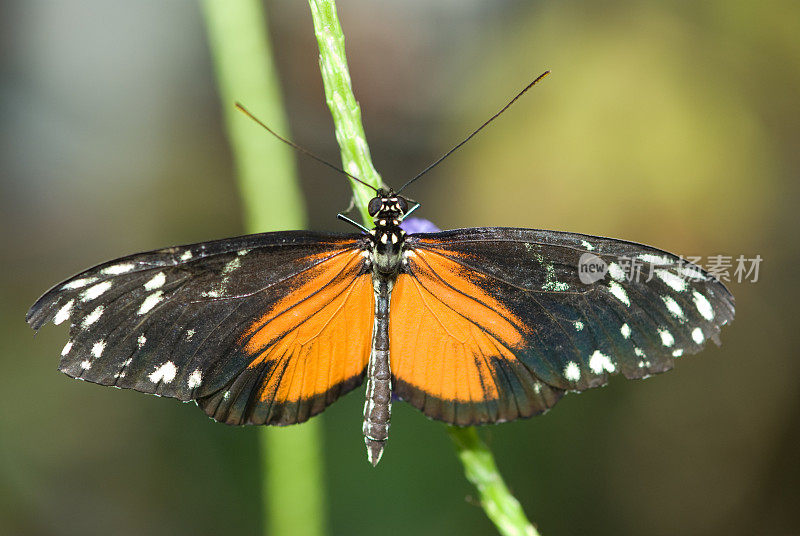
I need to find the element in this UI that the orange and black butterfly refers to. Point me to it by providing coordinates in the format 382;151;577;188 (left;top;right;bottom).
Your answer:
26;74;734;466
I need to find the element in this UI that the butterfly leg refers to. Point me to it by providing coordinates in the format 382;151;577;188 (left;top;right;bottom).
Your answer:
363;276;393;466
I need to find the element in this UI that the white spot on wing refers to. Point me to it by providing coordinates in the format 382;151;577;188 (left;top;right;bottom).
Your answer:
148;361;177;384
137;291;164;315
187;369;203;389
678;264;706;281
574;321;584;331
62;277;98;290
620;323;631;339
61;341;73;356
80;281;113;302
237;249;250;256
91;340;106;358
80;360;92;370
222;258;241;275
661;296;686;320
634;347;645;357
658;328;675;347
637;253;673;266
137;334;147;348
186;329;195;340
608;281;630;306
656;269;688;292
608;263;625;282
143;272;166;291
693;291;715;321
692;327;704;344
102;263;135;275
581;240;595;251
589;350;616;374
672;349;684;357
543;280;570;291
54;299;75;325
82;305;105;328
564;361;581;382
180;250;193;261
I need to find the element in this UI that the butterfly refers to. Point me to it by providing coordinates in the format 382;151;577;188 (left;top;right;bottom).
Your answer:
26;73;734;466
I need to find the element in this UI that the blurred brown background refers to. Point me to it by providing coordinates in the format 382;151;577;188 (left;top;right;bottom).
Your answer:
2;1;798;535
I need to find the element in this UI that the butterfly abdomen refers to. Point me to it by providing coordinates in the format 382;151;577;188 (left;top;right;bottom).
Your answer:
363;276;393;466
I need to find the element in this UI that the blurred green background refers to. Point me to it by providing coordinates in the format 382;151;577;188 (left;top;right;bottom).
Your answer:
2;1;798;535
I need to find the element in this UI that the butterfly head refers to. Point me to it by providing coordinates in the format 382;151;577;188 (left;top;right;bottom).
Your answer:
368;189;408;221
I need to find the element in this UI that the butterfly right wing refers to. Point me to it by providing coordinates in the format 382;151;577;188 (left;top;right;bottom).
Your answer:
27;231;374;426
390;227;734;426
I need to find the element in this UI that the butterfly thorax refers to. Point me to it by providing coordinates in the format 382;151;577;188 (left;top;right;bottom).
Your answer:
367;192;408;275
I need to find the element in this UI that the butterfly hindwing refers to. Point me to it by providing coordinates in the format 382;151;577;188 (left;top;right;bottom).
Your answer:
389;265;566;426
27;231;373;425
391;227;734;425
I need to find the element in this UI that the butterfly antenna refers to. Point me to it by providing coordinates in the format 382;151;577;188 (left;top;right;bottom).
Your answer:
396;70;550;194
234;103;379;193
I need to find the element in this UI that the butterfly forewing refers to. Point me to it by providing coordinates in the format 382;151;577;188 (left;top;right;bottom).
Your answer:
390;227;734;424
26;231;373;424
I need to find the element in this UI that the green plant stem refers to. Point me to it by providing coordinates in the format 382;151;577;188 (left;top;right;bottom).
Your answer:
448;427;540;536
201;0;306;233
308;0;384;225
308;2;538;535
200;2;325;536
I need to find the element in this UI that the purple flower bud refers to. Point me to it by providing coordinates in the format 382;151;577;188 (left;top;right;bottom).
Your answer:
400;218;440;234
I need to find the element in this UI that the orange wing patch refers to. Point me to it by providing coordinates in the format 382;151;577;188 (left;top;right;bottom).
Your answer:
390;249;528;404
240;248;373;405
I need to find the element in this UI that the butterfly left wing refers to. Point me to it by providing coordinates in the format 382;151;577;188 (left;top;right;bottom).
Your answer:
27;231;374;426
390;227;734;426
